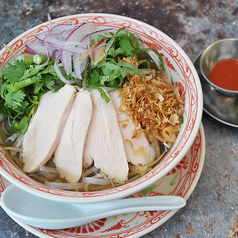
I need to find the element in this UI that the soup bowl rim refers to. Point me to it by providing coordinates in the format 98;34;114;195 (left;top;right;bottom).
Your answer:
0;13;203;203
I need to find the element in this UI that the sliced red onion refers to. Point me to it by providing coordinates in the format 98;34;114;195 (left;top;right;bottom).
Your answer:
49;24;75;35
25;21;116;82
66;22;97;42
51;49;60;60
54;55;81;84
80;27;115;46
60;23;91;75
53;44;86;54
43;35;65;49
61;50;72;75
72;54;89;79
44;36;86;54
35;32;48;42
61;44;86;75
60;30;74;41
25;41;48;55
47;32;65;41
50;24;75;41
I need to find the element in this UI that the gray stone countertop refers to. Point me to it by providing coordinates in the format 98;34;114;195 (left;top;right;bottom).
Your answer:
0;0;238;237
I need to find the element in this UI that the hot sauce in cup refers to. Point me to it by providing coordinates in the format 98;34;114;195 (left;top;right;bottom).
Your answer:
210;58;238;91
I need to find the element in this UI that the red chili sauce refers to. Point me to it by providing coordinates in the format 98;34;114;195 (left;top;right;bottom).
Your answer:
210;58;238;91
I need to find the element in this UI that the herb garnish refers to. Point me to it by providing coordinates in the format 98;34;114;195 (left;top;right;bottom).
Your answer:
0;27;163;135
0;57;65;134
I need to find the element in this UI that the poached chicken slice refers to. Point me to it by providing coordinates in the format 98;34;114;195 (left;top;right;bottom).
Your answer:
22;84;76;173
54;90;92;183
109;90;154;166
83;88;129;182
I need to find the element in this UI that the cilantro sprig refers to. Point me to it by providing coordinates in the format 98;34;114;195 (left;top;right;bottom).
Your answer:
83;28;148;89
0;57;66;134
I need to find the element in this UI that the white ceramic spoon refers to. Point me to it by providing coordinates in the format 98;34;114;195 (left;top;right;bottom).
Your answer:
1;185;186;230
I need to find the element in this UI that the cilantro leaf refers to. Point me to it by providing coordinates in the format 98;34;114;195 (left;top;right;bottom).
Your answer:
33;80;44;94
21;65;42;80
42;76;56;91
119;37;134;56
14;116;29;134
4;90;26;110
9;74;41;93
100;62;122;81
1;59;26;83
117;61;145;77
85;69;101;88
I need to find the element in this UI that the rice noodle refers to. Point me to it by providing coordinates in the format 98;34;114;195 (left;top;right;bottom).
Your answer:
40;166;58;173
81;176;112;185
12;134;24;148
3;147;22;153
45;181;85;190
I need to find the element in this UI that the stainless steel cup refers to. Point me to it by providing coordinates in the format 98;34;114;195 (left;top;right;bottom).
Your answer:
200;38;238;96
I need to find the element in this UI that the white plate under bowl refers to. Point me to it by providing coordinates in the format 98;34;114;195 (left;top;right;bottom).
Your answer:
0;124;205;238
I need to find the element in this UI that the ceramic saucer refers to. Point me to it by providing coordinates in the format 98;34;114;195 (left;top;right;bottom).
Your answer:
194;52;238;127
0;125;205;238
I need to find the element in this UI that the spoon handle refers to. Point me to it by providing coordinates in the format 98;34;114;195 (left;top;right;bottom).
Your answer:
69;196;186;229
1;185;186;230
75;196;186;214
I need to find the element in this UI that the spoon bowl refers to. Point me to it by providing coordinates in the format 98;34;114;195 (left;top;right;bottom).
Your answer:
1;185;186;230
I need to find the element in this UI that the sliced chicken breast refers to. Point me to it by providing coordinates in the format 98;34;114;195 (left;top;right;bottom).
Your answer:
83;88;129;182
109;90;154;166
22;84;76;173
54;90;92;183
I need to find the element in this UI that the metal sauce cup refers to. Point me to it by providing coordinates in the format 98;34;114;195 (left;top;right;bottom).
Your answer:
200;38;238;97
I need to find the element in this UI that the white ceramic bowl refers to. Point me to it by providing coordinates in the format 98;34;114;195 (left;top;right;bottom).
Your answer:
0;13;203;203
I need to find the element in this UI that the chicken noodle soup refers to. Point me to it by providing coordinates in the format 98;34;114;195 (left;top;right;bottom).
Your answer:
0;22;184;192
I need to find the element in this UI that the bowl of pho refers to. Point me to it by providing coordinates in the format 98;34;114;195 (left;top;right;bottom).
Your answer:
0;13;203;203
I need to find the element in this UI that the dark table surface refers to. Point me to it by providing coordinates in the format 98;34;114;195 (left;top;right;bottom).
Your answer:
0;0;238;237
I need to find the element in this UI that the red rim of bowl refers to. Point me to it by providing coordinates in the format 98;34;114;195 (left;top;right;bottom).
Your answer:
0;13;203;203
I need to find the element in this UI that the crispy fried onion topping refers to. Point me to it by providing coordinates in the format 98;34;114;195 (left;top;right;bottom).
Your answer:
119;57;185;148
